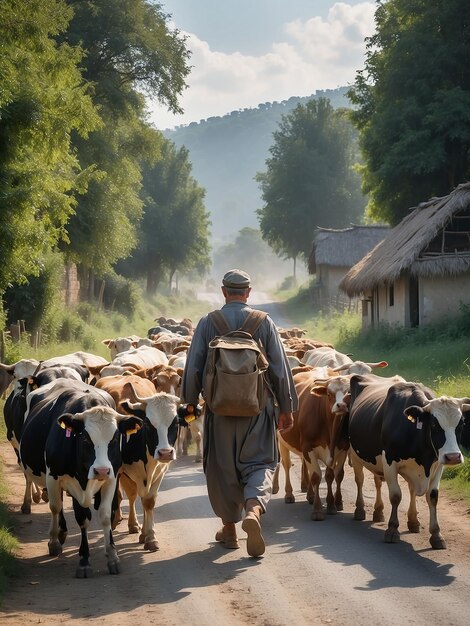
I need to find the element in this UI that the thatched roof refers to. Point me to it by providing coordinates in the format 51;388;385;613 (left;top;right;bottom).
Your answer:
340;182;470;297
308;225;389;274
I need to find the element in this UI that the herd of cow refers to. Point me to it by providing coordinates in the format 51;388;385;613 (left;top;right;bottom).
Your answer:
0;317;469;578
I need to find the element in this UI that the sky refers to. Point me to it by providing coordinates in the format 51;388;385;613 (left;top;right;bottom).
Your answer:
149;0;377;130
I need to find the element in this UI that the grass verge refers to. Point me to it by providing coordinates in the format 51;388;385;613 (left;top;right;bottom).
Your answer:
0;415;18;604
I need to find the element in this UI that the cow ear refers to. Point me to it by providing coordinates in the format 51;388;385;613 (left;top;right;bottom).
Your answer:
121;401;146;419
404;405;427;423
58;414;85;433
28;376;39;390
310;384;328;396
118;416;143;436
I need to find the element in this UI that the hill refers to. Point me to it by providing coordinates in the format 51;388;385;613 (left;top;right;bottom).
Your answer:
164;87;351;253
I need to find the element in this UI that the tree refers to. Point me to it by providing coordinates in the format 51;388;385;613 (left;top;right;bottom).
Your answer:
256;98;364;268
57;0;191;293
348;0;470;224
0;0;100;295
120;139;211;294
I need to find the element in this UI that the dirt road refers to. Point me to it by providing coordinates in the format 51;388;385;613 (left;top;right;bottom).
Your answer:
2;436;470;625
2;295;470;625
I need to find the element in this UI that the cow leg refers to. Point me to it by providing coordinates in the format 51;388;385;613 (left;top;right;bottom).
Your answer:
120;473;140;534
351;454;366;521
406;483;420;533
333;452;347;512
98;482;121;574
272;463;280;495
306;455;324;521
427;466;446;549
21;475;34;514
46;477;64;556
72;497;93;578
300;459;309;493
278;439;295;503
182;427;190;455
372;474;385;522
140;494;159;551
194;417;204;463
383;462;401;544
191;424;203;463
325;466;337;515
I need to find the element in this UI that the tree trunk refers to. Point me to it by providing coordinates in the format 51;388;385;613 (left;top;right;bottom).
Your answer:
293;256;297;281
146;257;163;295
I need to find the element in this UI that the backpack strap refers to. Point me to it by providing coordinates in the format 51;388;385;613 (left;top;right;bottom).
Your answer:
240;310;268;336
208;310;232;336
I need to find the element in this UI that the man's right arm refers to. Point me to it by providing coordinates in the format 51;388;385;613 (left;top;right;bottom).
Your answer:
180;317;209;405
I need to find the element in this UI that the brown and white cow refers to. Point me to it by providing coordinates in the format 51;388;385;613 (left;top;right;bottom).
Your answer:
88;346;168;379
95;375;181;551
275;369;351;520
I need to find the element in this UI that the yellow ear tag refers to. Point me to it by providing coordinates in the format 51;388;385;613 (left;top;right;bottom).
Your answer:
185;414;196;424
406;414;416;424
126;427;138;436
60;421;66;429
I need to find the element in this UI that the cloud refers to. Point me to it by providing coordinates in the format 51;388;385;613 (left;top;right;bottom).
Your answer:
149;2;376;130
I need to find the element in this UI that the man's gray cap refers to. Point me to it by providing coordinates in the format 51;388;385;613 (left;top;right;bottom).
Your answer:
222;269;251;289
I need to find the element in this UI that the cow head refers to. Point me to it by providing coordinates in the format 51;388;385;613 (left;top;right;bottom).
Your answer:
310;375;351;415
124;386;180;462
58;407;142;481
405;396;470;465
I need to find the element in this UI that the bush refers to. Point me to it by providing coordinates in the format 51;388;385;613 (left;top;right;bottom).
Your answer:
102;273;140;319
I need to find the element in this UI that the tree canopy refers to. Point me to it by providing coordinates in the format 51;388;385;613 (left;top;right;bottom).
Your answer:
0;0;99;293
256;98;364;264
119;139;211;294
348;0;470;224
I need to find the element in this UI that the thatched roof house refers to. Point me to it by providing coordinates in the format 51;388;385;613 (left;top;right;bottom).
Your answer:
340;182;470;327
309;225;390;274
308;225;389;309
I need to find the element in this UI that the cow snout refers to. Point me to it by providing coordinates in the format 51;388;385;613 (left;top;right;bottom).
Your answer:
443;452;463;466
93;466;111;480
333;401;348;414
156;447;176;462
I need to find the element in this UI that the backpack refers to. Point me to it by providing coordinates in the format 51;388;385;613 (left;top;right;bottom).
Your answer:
203;309;270;417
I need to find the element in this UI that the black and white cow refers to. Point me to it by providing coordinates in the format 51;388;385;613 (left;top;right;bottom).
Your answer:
348;374;470;549
19;379;142;577
3;364;90;514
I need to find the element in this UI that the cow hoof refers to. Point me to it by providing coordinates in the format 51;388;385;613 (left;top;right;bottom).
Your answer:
354;509;366;521
21;504;31;515
128;524;140;534
58;530;68;545
144;540;159;552
284;495;295;504
373;511;385;523
41;490;49;503
48;540;63;556
32;492;41;504
430;536;446;550
311;511;325;521
138;533;145;544
326;505;338;515
335;502;344;512
76;565;93;578
195;457;202;463
407;521;420;533
108;560;122;574
384;529;400;543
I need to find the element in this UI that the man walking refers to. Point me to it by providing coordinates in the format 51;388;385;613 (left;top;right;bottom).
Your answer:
181;269;297;557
